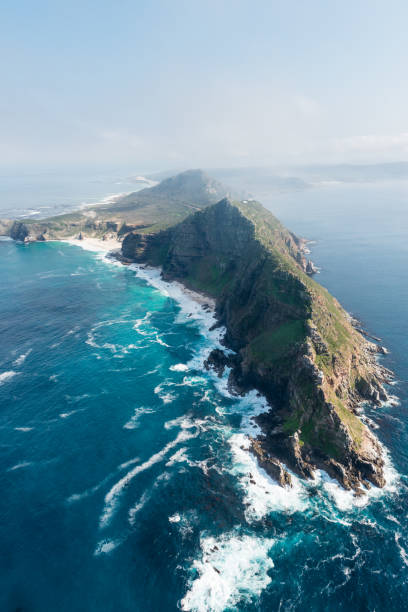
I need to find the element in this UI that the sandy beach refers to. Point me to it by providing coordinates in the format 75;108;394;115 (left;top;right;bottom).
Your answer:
63;236;122;254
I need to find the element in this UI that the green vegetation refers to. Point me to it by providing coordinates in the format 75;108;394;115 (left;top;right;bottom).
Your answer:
184;257;233;296
249;320;306;363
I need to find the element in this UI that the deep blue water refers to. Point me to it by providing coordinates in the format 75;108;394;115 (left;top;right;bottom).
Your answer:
0;181;408;611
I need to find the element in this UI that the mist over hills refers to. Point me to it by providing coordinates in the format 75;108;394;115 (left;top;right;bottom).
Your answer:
145;162;408;203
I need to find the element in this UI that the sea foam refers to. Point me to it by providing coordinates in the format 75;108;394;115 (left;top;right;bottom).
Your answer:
13;349;32;367
180;531;274;612
0;371;19;385
99;429;197;529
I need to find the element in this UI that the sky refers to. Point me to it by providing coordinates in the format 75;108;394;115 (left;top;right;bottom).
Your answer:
1;0;408;170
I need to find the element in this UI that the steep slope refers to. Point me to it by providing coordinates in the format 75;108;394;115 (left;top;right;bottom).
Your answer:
122;198;391;492
2;170;230;242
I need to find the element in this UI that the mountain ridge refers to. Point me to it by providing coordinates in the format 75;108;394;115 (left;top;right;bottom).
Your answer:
121;196;392;492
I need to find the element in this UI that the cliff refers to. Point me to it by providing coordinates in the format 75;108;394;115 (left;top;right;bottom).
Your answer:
122;197;392;492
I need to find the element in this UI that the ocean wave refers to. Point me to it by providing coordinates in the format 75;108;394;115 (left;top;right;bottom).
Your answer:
180;531;274;612
123;406;156;430
170;363;190;372
128;472;172;525
99;429;197;529
166;448;213;474
67;458;143;505
93;537;125;556
164;415;210;432
168;512;181;523
119;457;140;469
67;471;116;504
13;349;32;367
166;448;189;467
59;408;86;419
0;371;19;385
154;383;177;404
7;461;33;472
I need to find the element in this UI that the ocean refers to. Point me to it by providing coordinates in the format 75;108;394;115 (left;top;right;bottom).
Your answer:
0;179;407;611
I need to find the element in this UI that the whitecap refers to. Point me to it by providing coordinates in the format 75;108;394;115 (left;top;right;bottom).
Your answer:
180;531;274;612
155;335;170;347
170;363;190;372
154;383;177;404
59;408;85;419
0;371;19;385
94;537;124;556
166;448;212;474
123;406;155;430
168;513;181;523
164;415;209;432
128;472;171;525
14;427;33;432
8;461;33;472
13;349;32;367
166;448;189;467
67;471;117;504
119;457;140;469
99;429;197;528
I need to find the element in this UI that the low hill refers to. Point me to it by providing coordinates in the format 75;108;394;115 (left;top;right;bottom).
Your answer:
3;169;231;241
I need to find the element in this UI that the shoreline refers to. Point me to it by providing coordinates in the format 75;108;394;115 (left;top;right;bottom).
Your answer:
57;235;399;506
61;236;122;254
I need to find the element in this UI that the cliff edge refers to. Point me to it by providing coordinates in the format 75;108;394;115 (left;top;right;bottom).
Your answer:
122;197;392;492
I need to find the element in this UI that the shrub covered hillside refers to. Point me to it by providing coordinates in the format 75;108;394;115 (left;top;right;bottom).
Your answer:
122;197;392;492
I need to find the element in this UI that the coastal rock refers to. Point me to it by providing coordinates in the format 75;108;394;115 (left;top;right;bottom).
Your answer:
10;221;30;242
204;349;234;377
251;439;292;487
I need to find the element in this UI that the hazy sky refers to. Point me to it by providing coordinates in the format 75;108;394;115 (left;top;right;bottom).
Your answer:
1;0;408;169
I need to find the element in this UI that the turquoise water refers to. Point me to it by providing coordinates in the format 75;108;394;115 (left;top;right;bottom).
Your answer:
0;181;408;611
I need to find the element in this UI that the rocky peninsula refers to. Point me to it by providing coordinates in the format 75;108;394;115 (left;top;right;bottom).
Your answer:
1;170;393;493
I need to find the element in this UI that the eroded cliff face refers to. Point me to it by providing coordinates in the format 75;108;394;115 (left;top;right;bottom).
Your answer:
122;198;391;492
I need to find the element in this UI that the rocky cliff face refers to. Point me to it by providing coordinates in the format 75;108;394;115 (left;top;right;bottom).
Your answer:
122;198;391;492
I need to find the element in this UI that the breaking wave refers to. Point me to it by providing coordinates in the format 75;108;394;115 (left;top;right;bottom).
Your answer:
181;531;274;612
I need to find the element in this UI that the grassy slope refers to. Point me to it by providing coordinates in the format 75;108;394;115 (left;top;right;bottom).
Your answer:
145;198;368;458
